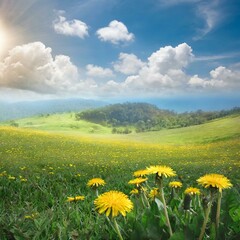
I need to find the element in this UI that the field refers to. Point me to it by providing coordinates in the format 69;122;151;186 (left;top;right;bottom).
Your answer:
0;115;240;239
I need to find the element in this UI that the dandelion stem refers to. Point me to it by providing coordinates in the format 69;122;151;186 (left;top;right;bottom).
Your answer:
113;218;124;240
140;194;146;208
142;191;150;208
199;193;213;240
95;188;99;197
216;191;222;235
160;186;173;236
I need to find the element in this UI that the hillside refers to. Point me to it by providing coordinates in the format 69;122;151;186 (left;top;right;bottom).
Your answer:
76;102;240;132
0;123;239;239
0;113;111;134
1;112;239;145
0;98;106;121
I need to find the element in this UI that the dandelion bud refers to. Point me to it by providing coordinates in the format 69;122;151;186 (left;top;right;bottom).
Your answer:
183;194;191;210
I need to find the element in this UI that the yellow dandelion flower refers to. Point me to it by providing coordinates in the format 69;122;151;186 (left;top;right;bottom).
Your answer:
133;169;150;177
149;188;159;199
184;187;200;195
128;177;148;187
67;196;85;202
8;175;16;180
94;191;133;218
24;213;38;219
87;178;106;188
147;165;176;178
20;178;28;182
169;181;182;188
197;174;232;192
130;189;139;195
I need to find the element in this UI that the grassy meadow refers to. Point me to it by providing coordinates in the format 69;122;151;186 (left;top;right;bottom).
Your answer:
0;114;239;239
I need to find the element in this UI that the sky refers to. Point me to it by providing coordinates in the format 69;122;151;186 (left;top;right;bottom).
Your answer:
0;0;239;109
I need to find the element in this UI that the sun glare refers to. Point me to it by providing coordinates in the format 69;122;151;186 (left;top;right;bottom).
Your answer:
0;29;7;52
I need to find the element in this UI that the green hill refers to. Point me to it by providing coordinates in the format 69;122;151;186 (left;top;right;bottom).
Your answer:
0;112;111;134
0;115;239;239
76;102;240;132
1;112;239;145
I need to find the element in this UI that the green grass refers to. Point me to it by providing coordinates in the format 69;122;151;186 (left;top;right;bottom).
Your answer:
1;112;111;134
126;115;240;144
0;115;239;239
2;113;240;144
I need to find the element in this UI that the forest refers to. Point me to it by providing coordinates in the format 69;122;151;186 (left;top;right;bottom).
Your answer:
76;103;240;133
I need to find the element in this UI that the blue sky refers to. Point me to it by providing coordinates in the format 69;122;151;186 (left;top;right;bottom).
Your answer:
0;0;239;109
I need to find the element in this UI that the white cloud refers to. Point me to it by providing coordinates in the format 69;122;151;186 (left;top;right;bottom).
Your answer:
96;20;134;44
86;64;114;78
125;43;193;90
188;74;225;88
105;43;240;96
194;52;240;61
105;43;194;95
113;53;145;75
188;66;240;89
158;0;200;7
1;42;239;99
0;42;79;93
53;13;88;39
147;43;193;73
194;0;221;40
159;0;221;40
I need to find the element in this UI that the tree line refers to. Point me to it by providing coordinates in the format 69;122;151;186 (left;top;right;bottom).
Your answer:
75;103;240;133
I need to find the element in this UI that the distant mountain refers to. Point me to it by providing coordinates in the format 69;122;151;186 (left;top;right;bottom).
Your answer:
0;98;106;121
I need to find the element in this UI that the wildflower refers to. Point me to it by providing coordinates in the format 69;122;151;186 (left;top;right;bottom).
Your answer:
133;169;150;177
197;174;232;240
128;177;148;187
149;188;159;200
20;178;28;182
87;178;106;188
147;165;176;178
8;175;16;180
147;165;175;237
67;196;85;202
130;189;139;195
197;174;232;192
0;171;7;177
94;191;133;218
184;187;200;195
169;181;182;188
24;213;38;219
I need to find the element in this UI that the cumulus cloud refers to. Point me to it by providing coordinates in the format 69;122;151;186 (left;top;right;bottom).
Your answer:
53;13;88;39
0;42;79;93
1;42;239;99
188;66;240;89
96;20;134;44
104;43;240;96
117;43;193;93
86;64;114;78
113;53;145;75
